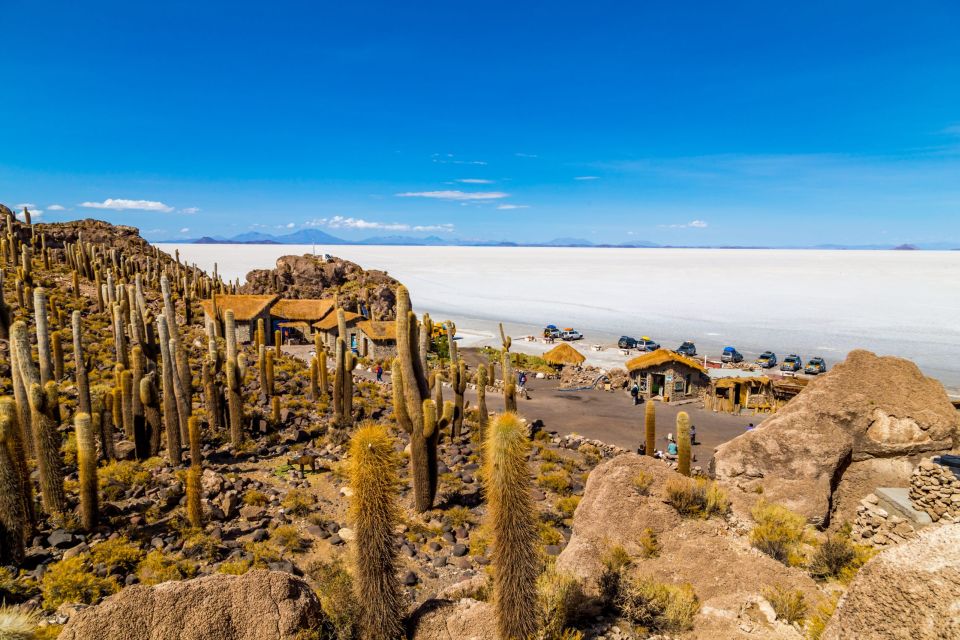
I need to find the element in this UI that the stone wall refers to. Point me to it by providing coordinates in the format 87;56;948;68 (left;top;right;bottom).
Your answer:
852;493;919;549
909;458;960;523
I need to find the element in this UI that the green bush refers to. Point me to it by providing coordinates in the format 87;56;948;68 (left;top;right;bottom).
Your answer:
136;550;198;586
89;537;145;574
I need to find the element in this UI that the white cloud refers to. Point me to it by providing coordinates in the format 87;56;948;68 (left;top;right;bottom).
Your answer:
396;190;509;201
497;204;530;210
14;204;43;220
574;175;599;180
515;152;538;158
456;178;494;184
431;153;487;166
286;222;295;228
47;204;66;211
180;207;201;214
80;198;174;213
659;220;709;229
179;228;190;233
15;203;36;210
307;216;454;233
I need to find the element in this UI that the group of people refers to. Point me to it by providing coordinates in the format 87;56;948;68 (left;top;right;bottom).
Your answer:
637;425;698;461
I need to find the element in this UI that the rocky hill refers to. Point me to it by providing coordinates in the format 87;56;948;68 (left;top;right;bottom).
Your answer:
240;253;399;320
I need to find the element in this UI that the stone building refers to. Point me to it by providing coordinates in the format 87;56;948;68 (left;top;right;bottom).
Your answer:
200;294;278;345
355;320;397;361
705;375;807;414
269;298;335;344
313;310;365;352
626;350;709;402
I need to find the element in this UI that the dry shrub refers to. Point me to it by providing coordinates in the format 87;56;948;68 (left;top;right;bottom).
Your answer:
750;501;808;566
638;528;660;558
808;532;875;583
307;558;359;640
597;545;631;606
537;566;587;640
136;550;197;586
664;476;729;518
89;537;144;574
555;495;581;519
537;470;574;496
632;471;653;496
763;585;807;624
805;593;839;640
243;489;268;506
0;604;39;640
615;575;699;633
281;488;316;516
41;556;119;609
270;524;303;552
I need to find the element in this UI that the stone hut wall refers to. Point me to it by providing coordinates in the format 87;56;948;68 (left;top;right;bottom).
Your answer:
909;458;960;523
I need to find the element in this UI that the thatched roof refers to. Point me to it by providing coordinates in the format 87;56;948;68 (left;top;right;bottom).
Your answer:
713;375;771;389
200;295;278;321
277;321;313;333
313;310;365;332
357;320;396;342
542;343;586;366
626;350;707;374
271;298;335;321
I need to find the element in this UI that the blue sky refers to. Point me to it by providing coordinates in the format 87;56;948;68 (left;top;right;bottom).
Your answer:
1;1;959;245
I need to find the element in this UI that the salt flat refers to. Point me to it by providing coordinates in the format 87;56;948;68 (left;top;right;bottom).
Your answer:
163;243;960;392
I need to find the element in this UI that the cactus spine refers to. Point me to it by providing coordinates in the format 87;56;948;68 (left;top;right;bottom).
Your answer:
484;412;540;640
75;412;98;530
348;423;404;640
499;323;517;412
186;416;203;528
644;400;656;458
676;411;691;476
392;286;453;512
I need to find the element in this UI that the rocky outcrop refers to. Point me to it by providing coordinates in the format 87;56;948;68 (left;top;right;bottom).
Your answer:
910;457;960;523
713;350;959;526
823;524;960;639
556;454;822;628
852;492;920;549
241;254;398;320
407;598;496;640
58;570;325;640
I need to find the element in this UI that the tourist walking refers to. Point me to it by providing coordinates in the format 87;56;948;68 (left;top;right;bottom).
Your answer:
630;382;640;405
375;363;383;382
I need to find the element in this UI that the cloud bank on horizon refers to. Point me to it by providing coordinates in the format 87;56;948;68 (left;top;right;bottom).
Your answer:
1;2;958;246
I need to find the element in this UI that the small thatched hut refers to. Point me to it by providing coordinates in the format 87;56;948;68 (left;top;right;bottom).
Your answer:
356;320;397;361
313;310;365;352
270;298;336;343
200;294;278;344
626;350;709;402
706;375;808;415
542;343;586;368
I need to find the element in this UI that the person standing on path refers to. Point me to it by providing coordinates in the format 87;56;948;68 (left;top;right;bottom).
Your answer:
375;363;383;382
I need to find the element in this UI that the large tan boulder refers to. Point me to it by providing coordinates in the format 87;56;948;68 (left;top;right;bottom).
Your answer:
408;598;496;640
58;570;324;640
823;524;960;639
556;455;821;618
713;350;958;526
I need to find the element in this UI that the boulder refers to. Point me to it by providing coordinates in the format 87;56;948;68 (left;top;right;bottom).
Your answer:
823;524;960;639
556;454;821;608
408;598;496;640
58;570;325;640
713;350;959;526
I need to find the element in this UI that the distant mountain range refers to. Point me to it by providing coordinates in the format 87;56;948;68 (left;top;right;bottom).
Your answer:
159;229;959;250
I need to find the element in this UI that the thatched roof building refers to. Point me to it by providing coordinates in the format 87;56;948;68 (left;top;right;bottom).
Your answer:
356;320;397;360
313;310;366;351
626;350;709;402
270;298;335;323
543;343;586;366
200;294;278;344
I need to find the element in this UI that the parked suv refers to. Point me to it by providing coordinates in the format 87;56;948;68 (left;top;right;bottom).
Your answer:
676;341;697;356
618;336;638;349
543;325;561;338
561;329;583;341
781;354;802;372
805;357;827;375
636;337;660;352
756;351;778;368
721;346;743;363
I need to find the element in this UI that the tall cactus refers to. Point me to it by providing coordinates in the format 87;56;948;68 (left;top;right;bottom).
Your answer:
0;398;34;532
499;323;517;412
475;366;489;443
29;381;67;515
265;349;275;397
139;372;162;459
318;347;329;400
120;369;134;439
348;423;404;640
0;411;27;564
644;400;656;458
51;330;64;380
0;270;11;340
75;412;98;530
484;412;540;640
258;345;268;401
10;321;37;458
309;357;319;401
72;311;92;416
201;359;221;433
186;416;203;528
34;287;54;385
156;318;182;464
676;411;691;476
332;332;355;429
391;286;454;512
449;360;467;438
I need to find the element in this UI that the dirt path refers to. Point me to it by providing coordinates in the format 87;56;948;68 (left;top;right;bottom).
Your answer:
283;344;763;466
